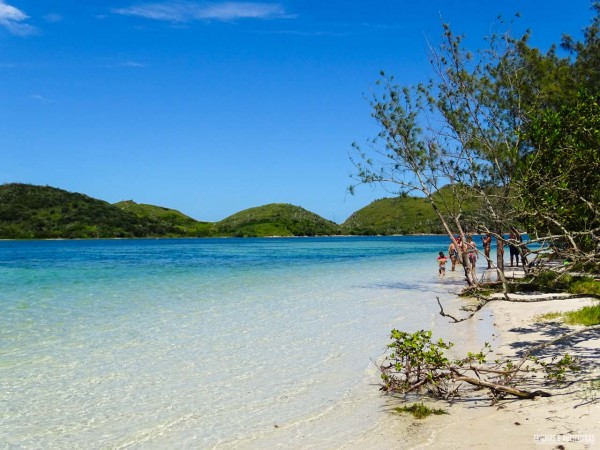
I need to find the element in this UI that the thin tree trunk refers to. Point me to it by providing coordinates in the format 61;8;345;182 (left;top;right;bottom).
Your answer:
496;234;505;272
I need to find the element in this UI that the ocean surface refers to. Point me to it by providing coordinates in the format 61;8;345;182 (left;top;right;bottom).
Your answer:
0;236;494;449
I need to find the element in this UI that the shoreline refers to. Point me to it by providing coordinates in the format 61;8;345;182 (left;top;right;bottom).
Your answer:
345;295;600;449
428;296;599;449
0;233;451;242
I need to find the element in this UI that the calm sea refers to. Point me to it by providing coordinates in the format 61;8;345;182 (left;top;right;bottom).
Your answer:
0;236;491;449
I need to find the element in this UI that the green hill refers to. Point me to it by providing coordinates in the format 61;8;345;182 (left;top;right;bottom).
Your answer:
342;196;444;235
342;187;482;235
114;200;212;237
0;183;182;239
0;183;484;239
213;203;341;237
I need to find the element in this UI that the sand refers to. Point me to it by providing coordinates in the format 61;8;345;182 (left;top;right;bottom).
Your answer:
345;296;600;449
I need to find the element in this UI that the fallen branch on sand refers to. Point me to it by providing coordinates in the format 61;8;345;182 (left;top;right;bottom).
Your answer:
436;296;486;323
379;328;590;404
436;293;597;323
449;372;551;399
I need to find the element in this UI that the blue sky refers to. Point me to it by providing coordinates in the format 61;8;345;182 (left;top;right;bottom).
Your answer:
0;1;595;223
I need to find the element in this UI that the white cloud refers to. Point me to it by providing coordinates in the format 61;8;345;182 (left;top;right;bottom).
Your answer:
30;94;54;103
43;13;63;24
112;1;293;22
0;1;36;35
121;60;146;68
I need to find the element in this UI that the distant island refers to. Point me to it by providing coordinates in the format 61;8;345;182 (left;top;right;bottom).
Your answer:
0;183;474;239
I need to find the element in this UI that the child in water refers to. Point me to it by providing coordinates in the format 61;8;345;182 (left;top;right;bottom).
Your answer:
437;251;447;276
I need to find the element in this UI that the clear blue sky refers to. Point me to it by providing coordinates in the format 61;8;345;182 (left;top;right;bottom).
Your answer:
0;1;594;223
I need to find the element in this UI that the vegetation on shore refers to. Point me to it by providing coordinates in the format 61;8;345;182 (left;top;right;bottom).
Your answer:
393;403;448;419
350;3;600;287
519;272;600;296
538;304;600;326
380;327;588;404
564;304;600;326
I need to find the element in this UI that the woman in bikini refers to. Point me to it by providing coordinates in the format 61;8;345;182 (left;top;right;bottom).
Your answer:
448;237;460;271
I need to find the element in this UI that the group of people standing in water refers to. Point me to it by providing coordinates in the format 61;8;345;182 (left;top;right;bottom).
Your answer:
437;230;525;276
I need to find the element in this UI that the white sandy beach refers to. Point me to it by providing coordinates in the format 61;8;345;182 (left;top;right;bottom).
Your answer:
344;295;600;449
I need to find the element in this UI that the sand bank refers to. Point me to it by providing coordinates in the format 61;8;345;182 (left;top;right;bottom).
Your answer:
345;296;600;449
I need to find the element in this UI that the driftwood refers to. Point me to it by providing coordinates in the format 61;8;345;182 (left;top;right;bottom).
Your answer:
450;373;550;399
498;293;600;302
436;296;487;323
436;292;599;324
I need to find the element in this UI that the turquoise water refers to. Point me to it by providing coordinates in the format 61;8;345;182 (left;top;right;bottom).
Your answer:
0;237;488;449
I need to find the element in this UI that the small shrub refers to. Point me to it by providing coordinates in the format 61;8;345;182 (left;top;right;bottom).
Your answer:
579;378;600;403
393;403;448;419
539;354;580;382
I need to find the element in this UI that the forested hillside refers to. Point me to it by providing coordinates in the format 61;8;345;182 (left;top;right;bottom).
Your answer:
114;200;213;237
0;184;180;239
213;203;341;237
0;183;462;239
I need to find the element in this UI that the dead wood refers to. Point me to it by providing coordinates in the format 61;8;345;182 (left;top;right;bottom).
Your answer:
450;372;551;399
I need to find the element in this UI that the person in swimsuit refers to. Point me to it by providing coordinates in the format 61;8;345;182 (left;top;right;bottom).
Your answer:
482;233;492;269
448;237;460;271
467;235;477;270
437;251;447;276
509;229;521;267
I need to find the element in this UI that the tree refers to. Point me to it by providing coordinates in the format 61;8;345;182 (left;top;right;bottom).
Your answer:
512;2;600;270
517;92;600;267
351;6;600;286
350;21;530;288
562;2;600;95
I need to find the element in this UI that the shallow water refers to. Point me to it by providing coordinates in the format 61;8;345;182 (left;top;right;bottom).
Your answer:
0;236;494;449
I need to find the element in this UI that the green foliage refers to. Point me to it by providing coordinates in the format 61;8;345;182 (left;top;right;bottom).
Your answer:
343;197;442;235
381;329;579;402
350;7;600;277
564;304;600;326
517;92;600;253
535;311;563;322
0;183;182;239
213;203;341;237
382;329;454;395
509;6;600;262
539;354;580;382
0;185;346;239
568;279;600;296
526;273;600;296
388;329;453;370
114;200;213;237
393;403;448;419
579;378;600;403
2;183;478;239
562;2;600;96
536;303;600;326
